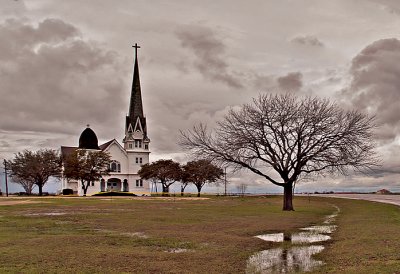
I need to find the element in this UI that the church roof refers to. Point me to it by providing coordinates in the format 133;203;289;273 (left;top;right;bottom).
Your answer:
79;127;100;149
99;139;114;150
61;139;114;161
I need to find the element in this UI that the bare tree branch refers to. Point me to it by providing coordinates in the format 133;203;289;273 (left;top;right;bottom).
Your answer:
180;93;379;210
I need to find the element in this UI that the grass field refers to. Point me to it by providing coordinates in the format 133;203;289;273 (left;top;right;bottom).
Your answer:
0;196;399;273
314;198;400;273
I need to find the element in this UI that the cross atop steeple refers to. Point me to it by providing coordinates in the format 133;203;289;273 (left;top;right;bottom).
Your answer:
132;43;140;60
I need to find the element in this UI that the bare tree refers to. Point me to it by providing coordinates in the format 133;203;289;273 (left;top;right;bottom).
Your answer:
180;94;378;210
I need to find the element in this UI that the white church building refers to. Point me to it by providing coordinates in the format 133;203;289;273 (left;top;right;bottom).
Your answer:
61;45;151;196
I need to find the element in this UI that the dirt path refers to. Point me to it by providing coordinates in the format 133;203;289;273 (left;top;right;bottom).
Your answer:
0;199;50;206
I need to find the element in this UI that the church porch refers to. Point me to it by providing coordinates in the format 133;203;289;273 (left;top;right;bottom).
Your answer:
101;178;129;192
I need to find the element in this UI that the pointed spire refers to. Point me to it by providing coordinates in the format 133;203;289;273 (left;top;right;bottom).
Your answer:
128;44;144;119
126;43;147;136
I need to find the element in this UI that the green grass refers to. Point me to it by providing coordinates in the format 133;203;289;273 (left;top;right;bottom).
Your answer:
0;196;399;273
312;198;400;273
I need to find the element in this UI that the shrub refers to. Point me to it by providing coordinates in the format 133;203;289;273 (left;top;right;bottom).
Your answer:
62;189;74;195
92;192;137;197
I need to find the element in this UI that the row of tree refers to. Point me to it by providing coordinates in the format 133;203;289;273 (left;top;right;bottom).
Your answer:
138;159;224;197
4;149;223;197
4;149;112;196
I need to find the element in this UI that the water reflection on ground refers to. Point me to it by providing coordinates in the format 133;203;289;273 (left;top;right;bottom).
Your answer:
256;231;331;244
256;233;284;243
255;229;333;245
300;225;337;234
247;206;340;273
291;232;331;244
246;245;324;273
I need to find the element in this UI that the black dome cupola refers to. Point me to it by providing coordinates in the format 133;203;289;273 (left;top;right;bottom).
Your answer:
79;126;100;149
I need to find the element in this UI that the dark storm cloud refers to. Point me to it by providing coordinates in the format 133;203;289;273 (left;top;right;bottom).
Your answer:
175;24;243;89
290;35;324;47
0;18;127;140
342;38;400;142
253;71;304;93
0;18;79;60
277;72;303;91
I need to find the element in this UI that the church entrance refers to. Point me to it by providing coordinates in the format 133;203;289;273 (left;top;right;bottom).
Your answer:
106;178;122;192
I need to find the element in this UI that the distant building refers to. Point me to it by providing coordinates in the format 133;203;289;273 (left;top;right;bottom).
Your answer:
376;189;391;195
60;45;150;196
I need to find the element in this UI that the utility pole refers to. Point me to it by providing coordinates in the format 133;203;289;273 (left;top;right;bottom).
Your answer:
3;160;9;197
224;167;227;196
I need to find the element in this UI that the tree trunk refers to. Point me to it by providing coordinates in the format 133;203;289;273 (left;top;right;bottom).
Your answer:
82;181;88;197
162;185;169;196
283;183;294;211
38;183;43;196
196;184;202;197
181;185;184;196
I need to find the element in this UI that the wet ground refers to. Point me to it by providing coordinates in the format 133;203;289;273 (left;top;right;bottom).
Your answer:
246;206;340;273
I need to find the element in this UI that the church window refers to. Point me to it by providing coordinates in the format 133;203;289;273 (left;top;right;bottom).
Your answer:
135;140;142;148
145;144;148;150
135;157;138;163
136;157;142;164
129;143;133;149
110;161;121;173
136;179;143;187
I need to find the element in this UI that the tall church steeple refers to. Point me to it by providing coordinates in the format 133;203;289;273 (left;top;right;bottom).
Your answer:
123;44;150;151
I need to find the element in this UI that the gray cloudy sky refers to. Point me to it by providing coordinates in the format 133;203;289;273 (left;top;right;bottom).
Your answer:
1;0;399;193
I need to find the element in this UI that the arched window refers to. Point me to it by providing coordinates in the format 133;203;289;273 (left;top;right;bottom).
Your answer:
110;160;121;173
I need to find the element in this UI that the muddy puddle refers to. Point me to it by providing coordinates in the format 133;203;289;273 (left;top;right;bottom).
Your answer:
165;248;190;253
247;205;340;273
24;212;67;216
247;245;324;273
